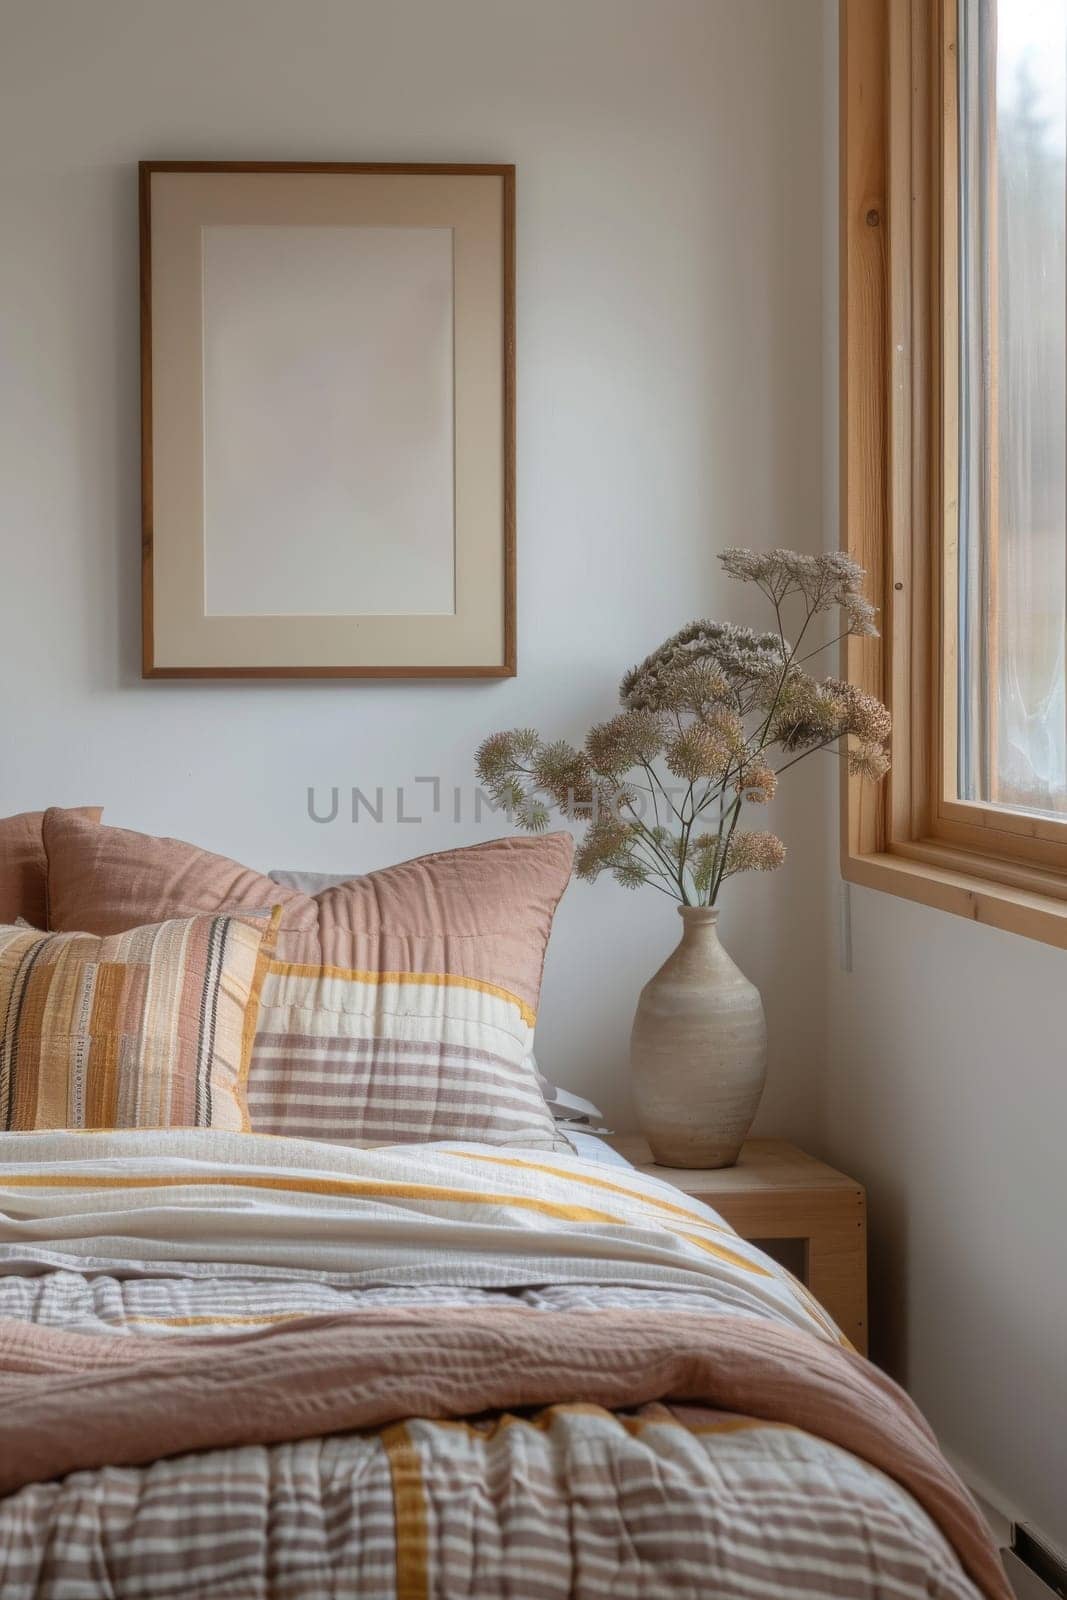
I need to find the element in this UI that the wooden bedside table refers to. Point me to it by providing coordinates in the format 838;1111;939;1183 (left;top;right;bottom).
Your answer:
609;1136;868;1354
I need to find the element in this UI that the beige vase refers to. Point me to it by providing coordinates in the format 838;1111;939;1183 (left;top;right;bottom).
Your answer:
630;905;767;1169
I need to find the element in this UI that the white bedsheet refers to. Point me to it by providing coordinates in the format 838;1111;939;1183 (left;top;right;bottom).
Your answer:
0;1129;833;1337
564;1129;631;1166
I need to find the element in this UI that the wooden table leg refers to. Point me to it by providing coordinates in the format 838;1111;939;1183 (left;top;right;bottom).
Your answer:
803;1188;868;1355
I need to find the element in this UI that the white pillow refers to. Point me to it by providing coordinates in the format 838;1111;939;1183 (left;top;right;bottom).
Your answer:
267;869;353;893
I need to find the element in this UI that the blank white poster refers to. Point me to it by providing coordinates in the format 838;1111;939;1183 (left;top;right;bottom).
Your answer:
201;223;456;617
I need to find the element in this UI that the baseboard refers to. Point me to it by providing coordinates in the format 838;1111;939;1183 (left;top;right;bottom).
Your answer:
1003;1549;1064;1600
1009;1529;1067;1599
942;1449;1066;1599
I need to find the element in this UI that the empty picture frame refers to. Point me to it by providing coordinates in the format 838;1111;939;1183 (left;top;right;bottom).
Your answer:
140;162;515;677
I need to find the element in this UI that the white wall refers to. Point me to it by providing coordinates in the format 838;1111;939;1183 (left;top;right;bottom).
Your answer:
824;892;1067;1551
818;0;1067;1554
0;0;831;1135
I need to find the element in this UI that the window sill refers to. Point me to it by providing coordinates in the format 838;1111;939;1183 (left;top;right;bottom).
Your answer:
842;843;1067;949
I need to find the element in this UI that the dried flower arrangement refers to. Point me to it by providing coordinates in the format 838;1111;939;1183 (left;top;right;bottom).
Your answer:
476;549;890;906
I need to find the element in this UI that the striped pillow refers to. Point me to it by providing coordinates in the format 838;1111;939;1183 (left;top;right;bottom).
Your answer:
0;913;274;1132
249;836;574;1150
43;813;574;1151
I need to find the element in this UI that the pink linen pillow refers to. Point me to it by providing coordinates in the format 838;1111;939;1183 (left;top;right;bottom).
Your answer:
0;808;103;929
43;812;574;1151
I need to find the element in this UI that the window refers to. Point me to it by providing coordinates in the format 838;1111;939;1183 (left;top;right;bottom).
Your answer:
957;0;1067;819
842;0;1067;945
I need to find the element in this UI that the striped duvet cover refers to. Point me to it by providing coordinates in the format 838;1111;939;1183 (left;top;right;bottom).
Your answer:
0;1130;995;1600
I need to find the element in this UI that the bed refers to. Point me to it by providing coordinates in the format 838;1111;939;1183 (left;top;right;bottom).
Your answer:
0;813;1007;1598
0;1127;1006;1600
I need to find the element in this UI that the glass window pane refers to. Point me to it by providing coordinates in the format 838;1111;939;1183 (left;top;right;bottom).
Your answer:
958;0;1067;817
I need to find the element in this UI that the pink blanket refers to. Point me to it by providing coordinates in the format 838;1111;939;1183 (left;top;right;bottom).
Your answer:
0;1307;1009;1600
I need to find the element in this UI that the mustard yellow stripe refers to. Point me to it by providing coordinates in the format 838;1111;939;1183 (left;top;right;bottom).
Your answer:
681;1230;772;1277
789;1278;853;1349
0;1170;624;1226
1;1171;779;1273
440;1154;774;1277
446;1154;827;1286
445;1150;733;1232
266;961;537;1029
382;1422;429;1600
239;908;282;1133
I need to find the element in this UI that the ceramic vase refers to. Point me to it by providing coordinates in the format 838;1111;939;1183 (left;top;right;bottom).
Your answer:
630;905;766;1168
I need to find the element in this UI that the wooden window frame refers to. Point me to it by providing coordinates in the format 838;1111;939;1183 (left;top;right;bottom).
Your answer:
841;0;1067;948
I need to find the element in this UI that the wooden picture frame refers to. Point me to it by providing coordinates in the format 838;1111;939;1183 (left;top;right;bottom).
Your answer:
140;161;515;679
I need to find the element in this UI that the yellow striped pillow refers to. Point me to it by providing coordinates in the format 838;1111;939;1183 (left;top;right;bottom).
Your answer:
0;912;275;1132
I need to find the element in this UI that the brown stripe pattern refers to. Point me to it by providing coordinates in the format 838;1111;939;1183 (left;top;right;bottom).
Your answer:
0;915;271;1132
0;1307;1006;1600
0;1378;985;1600
247;1035;566;1148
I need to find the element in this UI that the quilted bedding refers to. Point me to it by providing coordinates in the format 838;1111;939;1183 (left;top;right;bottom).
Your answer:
0;1130;1003;1600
